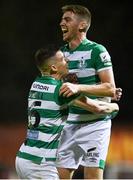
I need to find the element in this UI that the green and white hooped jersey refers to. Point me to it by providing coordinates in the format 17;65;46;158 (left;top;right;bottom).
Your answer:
61;38;113;124
17;76;76;164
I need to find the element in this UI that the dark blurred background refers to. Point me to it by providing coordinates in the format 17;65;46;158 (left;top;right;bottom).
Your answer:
0;0;132;125
0;0;133;179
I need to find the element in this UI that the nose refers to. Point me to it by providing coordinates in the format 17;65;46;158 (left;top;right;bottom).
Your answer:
60;18;65;26
60;21;63;26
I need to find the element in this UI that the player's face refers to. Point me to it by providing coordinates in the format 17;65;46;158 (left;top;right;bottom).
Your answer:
60;11;81;42
54;50;69;77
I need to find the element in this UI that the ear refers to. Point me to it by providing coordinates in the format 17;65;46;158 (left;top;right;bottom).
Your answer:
51;64;57;72
79;21;88;32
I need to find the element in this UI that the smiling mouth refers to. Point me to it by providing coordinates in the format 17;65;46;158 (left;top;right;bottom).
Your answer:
61;28;68;34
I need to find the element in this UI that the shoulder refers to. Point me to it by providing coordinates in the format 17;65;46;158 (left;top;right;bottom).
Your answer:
86;39;107;52
34;75;44;83
93;43;108;54
88;41;111;61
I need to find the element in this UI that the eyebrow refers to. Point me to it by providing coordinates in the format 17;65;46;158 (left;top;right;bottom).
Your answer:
62;16;72;21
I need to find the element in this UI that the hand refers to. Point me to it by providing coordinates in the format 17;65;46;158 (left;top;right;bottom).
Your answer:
59;82;79;97
113;87;122;101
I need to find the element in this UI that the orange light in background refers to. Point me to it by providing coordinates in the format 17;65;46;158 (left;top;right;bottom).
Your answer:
107;127;133;164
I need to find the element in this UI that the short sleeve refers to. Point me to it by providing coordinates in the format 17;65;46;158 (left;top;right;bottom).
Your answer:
92;44;112;72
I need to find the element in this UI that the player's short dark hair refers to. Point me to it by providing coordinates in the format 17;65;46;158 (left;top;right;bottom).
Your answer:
61;4;91;31
35;44;60;69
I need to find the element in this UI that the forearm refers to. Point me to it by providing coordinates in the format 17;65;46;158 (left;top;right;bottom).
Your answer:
72;96;119;114
60;82;116;98
72;97;102;113
78;83;115;97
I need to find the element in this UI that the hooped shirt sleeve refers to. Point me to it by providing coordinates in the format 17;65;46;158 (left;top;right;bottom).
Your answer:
92;44;113;72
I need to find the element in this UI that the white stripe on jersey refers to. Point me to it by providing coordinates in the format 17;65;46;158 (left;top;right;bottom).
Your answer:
69;67;112;78
34;130;60;142
40;117;67;127
20;144;57;158
69;68;96;78
97;66;112;72
64;50;92;61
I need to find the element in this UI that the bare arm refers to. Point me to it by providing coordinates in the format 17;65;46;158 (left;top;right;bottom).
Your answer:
60;69;122;101
98;68;122;101
60;82;115;97
70;96;119;115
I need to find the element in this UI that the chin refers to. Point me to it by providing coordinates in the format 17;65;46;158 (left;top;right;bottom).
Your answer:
63;35;69;42
63;37;67;42
63;38;70;43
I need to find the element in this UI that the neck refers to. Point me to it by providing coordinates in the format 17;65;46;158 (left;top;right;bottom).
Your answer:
52;73;62;80
41;72;62;80
69;33;86;49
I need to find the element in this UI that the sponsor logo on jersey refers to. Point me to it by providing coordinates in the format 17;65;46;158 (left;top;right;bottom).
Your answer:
100;52;111;63
78;58;87;69
27;129;39;140
33;83;49;91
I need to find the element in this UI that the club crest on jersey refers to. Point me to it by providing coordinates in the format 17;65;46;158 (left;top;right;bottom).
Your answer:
100;52;111;63
78;58;87;69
